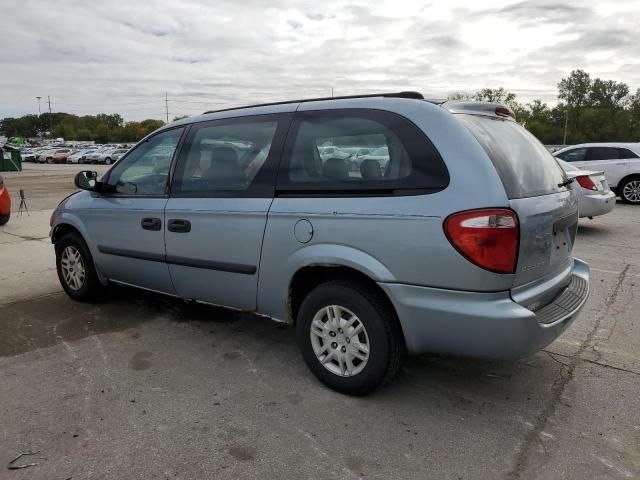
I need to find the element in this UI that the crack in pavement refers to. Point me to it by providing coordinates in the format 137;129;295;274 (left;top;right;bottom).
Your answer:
508;264;630;479
544;350;640;377
1;230;50;242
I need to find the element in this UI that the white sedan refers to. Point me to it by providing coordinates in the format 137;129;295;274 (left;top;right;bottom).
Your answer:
557;159;616;218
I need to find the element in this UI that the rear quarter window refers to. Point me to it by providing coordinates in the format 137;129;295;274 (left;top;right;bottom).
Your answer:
278;109;449;194
457;114;568;199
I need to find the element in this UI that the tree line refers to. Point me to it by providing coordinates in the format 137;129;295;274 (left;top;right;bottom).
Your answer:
2;70;639;145
0;113;167;143
450;69;640;144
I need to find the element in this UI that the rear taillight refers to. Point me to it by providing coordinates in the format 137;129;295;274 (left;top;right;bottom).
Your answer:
444;209;519;274
575;175;597;191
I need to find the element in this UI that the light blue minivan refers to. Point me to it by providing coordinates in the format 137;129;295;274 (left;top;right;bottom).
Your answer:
50;92;589;394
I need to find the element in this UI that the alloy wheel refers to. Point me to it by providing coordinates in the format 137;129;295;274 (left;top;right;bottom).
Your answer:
622;180;640;203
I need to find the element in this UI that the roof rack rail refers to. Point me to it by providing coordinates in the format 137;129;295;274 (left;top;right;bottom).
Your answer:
202;91;424;114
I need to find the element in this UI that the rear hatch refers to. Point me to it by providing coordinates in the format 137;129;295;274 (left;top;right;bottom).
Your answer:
457;114;578;293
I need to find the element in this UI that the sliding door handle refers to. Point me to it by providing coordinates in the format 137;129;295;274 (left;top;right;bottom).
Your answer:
167;219;191;233
141;217;161;231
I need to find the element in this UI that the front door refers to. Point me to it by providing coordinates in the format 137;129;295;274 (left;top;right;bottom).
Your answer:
87;127;185;294
582;146;629;188
164;114;290;310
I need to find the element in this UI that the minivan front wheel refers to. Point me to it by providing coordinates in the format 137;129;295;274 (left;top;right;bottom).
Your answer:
55;232;103;302
296;280;405;395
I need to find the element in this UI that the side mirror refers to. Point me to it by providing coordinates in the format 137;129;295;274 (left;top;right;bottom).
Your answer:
74;170;98;191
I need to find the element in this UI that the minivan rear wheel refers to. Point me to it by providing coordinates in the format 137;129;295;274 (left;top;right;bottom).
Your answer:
55;232;103;302
296;280;405;395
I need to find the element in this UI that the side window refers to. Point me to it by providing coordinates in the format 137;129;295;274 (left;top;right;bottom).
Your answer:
618;148;639;159
587;147;619;161
105;127;183;195
556;147;587;162
172;118;280;194
281;110;448;192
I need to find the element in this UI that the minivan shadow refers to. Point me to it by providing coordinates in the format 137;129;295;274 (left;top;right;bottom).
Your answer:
135;288;556;407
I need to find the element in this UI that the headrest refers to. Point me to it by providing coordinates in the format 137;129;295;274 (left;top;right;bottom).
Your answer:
322;157;349;180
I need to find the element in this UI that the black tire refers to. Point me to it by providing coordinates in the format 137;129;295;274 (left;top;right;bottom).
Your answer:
46;157;52;164
618;176;640;204
105;157;112;165
0;212;9;225
55;232;104;302
296;280;406;395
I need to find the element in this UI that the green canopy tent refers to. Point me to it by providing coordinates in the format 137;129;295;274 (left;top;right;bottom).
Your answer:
0;144;22;172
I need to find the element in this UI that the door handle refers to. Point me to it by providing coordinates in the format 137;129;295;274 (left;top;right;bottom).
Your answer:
167;219;191;233
141;217;161;231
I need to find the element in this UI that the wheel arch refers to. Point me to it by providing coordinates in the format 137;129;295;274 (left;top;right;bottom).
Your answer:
51;222;83;244
51;220;108;285
287;264;406;349
618;173;640;186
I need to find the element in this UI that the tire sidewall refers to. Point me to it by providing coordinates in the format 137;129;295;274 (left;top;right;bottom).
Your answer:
296;282;392;395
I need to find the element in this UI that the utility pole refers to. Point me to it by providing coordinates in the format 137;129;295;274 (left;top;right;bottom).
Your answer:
331;87;334;98
563;108;569;146
47;96;52;136
165;92;169;123
36;96;41;115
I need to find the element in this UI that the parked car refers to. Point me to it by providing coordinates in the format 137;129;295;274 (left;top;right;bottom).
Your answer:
36;148;56;163
85;148;118;165
49;148;75;164
556;159;616;218
553;143;640;204
68;149;94;164
21;149;37;162
84;148;108;164
50;93;590;395
0;175;10;225
110;148;130;163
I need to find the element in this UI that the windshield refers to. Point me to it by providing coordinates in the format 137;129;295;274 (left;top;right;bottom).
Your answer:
457;114;568;199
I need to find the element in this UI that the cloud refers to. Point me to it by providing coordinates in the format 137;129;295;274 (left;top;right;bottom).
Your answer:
0;0;639;121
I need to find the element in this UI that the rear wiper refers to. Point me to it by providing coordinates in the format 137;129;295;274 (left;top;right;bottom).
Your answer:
558;178;575;188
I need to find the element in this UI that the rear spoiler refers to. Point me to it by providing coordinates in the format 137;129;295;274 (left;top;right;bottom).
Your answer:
441;101;516;121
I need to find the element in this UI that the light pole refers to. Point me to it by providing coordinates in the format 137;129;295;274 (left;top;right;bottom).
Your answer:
36;96;42;115
563;108;569;146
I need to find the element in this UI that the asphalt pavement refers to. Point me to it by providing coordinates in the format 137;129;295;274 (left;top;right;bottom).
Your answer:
0;163;638;479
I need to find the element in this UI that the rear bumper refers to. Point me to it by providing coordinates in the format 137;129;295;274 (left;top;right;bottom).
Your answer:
579;191;616;218
379;259;589;359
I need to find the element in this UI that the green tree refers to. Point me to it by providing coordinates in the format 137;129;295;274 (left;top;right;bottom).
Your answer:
94;123;109;144
76;127;92;141
558;69;592;135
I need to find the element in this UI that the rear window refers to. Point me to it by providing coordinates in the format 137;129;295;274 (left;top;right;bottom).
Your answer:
458;114;568;199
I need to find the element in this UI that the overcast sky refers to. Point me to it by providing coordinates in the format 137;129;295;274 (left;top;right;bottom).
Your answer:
1;0;639;121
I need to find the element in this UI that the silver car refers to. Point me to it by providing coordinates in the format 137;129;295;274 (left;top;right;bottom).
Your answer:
557;159;616;218
50;92;589;395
